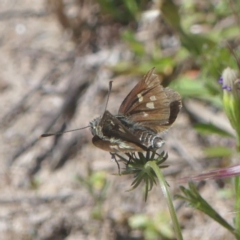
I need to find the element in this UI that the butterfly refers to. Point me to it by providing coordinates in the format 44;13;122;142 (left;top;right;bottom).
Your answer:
89;68;181;153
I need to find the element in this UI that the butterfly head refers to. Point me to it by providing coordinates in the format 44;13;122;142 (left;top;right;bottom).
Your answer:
89;117;101;136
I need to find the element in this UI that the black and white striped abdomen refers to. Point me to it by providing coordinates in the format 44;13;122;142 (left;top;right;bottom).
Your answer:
136;130;164;149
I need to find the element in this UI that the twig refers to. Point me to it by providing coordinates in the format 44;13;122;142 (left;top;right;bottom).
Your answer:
0;192;78;204
0;68;59;129
0;10;48;20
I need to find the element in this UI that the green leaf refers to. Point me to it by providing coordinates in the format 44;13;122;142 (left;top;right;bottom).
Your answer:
122;30;145;56
194;123;235;138
171;77;210;98
129;214;149;228
204;146;232;158
160;0;215;55
177;182;237;237
123;0;139;20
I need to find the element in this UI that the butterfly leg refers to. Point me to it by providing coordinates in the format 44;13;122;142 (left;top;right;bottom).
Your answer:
110;153;121;175
125;153;135;166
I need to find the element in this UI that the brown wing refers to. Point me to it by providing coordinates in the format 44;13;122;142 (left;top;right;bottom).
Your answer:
164;87;182;126
92;136;146;153
95;111;148;151
139;87;181;132
118;68;181;133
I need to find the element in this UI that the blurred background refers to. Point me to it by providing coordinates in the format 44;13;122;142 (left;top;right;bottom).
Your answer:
0;0;239;239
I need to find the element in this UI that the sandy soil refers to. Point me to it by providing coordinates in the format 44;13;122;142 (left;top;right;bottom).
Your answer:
0;1;235;239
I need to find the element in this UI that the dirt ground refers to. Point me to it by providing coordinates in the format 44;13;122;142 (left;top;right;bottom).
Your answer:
0;1;236;240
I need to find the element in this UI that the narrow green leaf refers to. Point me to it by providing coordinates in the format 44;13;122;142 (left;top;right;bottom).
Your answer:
171;77;210;98
194;123;235;138
204;146;232;158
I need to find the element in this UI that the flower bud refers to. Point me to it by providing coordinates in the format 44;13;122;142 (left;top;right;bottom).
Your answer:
219;67;240;140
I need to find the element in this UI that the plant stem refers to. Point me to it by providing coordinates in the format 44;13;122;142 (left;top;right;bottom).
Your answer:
147;161;183;240
235;176;240;235
235;131;240;236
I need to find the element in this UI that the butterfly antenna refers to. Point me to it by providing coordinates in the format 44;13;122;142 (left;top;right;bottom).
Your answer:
103;81;113;113
40;126;90;138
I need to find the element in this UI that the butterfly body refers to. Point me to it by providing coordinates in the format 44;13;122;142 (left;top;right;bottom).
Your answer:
90;111;164;152
90;68;181;153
